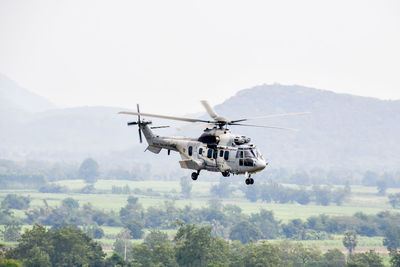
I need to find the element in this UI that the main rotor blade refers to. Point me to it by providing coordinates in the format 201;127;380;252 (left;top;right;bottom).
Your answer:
231;112;311;123
151;126;170;129
177;123;216;131
200;100;219;120
230;123;299;131
119;111;210;123
137;104;141;122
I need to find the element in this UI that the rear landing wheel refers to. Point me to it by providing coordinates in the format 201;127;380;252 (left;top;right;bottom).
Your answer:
250;178;254;184
191;172;198;180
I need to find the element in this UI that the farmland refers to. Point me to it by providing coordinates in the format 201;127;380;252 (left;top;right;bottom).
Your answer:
1;178;399;257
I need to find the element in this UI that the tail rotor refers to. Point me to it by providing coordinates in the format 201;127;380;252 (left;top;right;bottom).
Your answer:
126;104;143;143
137;104;143;143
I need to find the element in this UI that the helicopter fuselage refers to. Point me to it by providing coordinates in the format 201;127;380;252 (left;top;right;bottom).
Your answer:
141;122;267;176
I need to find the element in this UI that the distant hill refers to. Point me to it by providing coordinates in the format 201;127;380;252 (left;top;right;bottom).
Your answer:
0;74;136;161
0;74;399;170
212;84;400;170
0;74;55;113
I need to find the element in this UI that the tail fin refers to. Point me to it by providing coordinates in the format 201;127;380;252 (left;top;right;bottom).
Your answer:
141;123;156;145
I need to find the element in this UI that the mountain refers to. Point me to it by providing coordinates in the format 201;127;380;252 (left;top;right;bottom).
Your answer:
0;74;55;113
1;73;399;171
212;84;400;170
0;75;137;161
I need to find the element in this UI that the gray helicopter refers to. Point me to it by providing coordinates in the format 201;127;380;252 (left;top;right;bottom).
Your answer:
119;101;309;185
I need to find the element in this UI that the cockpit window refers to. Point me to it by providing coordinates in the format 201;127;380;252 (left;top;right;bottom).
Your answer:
244;158;254;166
244;150;255;158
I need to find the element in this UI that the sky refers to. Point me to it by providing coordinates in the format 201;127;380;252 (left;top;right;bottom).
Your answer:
0;0;399;115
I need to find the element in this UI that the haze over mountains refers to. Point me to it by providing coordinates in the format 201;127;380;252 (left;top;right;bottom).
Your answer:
0;73;399;171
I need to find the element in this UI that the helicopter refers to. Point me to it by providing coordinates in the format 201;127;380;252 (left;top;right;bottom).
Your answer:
119;101;309;185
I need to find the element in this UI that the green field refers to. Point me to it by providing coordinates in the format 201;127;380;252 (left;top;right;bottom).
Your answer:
2;180;398;221
1;179;399;257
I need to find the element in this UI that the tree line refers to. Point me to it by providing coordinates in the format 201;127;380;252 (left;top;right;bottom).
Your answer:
2;158;400;188
3;196;400;245
2;223;400;267
240;181;351;205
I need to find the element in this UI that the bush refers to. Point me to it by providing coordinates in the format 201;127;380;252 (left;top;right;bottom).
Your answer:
6;225;105;266
78;158;99;183
1;195;30;210
82;225;105;239
180;177;192;199
243;186;259;202
389;193;400;209
61;198;79;210
0;259;22;267
313;185;332;206
229;221;261;243
210;179;233;198
39;184;67;193
80;185;96;194
0;221;21;242
383;226;400;251
125;220;144;239
347;250;384;267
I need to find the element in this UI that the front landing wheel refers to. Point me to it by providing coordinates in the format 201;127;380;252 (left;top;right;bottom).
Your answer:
191;172;198;180
245;178;254;185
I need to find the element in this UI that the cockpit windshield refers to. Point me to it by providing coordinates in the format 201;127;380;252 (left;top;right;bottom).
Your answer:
252;148;260;158
253;148;265;160
236;148;263;160
244;150;256;158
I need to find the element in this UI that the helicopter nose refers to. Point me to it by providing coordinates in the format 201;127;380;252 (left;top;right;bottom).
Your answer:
256;159;267;171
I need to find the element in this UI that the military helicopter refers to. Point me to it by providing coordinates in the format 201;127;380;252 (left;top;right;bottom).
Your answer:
119;101;309;185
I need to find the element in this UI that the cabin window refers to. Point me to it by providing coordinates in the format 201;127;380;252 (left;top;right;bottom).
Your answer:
219;150;224;157
199;148;203;155
188;146;193;156
207;149;212;158
213;150;218;159
224;151;229;160
239;159;243;166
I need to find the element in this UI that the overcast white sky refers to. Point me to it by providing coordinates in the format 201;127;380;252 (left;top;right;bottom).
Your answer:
0;0;399;114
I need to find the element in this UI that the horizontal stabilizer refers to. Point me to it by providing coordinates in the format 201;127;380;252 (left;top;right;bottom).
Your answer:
146;145;162;154
179;160;203;170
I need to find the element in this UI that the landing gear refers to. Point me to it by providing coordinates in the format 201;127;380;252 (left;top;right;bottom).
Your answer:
191;170;200;180
245;172;254;185
222;171;230;177
245;178;254;185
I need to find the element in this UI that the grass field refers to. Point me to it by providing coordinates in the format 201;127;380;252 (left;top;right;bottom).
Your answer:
2;180;399;222
1;179;399;260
